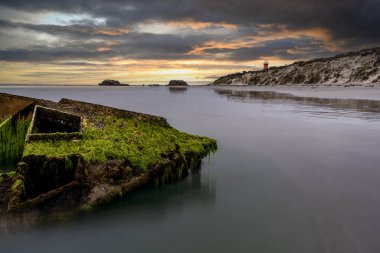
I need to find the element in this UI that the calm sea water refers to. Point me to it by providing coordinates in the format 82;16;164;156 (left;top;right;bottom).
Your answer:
1;86;380;253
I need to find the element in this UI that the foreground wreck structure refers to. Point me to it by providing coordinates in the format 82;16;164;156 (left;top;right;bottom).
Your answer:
0;93;217;219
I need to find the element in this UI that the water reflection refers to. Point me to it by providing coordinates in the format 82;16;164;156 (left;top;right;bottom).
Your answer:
169;87;188;93
1;86;380;253
109;169;216;221
0;166;216;233
215;88;380;120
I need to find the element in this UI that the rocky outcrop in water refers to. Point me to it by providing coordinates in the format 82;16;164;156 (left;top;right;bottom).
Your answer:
212;47;380;86
98;80;129;86
168;80;189;86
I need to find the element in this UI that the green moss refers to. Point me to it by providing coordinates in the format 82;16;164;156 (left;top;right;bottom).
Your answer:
24;114;217;171
11;179;24;191
0;170;17;184
65;157;73;170
80;203;93;213
123;166;133;178
0;117;31;168
7;171;16;178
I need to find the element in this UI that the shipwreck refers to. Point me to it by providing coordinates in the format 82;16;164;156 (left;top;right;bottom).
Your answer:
0;93;217;220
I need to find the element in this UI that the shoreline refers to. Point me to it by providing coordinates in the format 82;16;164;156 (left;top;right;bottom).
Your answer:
2;84;380;101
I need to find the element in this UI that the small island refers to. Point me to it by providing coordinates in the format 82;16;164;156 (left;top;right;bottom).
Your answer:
98;79;130;86
167;80;189;86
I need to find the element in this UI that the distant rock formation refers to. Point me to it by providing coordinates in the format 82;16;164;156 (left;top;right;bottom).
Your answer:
212;47;380;86
167;80;189;86
98;80;129;86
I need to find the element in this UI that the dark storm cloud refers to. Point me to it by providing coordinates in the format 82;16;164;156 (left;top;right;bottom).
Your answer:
0;48;105;62
0;32;203;62
113;33;200;60
1;0;379;42
1;15;246;61
0;19;128;39
0;0;378;63
204;39;329;61
0;18;237;61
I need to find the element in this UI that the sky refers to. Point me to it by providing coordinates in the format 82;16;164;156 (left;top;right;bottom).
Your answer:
0;0;379;85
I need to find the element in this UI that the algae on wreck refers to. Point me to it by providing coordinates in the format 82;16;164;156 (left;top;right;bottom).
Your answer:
24;113;217;171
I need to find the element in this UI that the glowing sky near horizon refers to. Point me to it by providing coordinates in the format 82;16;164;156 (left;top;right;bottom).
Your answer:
0;0;378;85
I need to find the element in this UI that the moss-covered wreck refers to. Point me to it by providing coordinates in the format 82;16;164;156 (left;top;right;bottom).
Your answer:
0;93;217;218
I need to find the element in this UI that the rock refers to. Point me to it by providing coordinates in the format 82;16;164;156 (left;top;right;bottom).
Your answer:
98;80;129;86
167;80;189;86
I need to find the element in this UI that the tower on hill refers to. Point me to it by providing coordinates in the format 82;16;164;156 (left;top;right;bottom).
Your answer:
263;61;269;70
